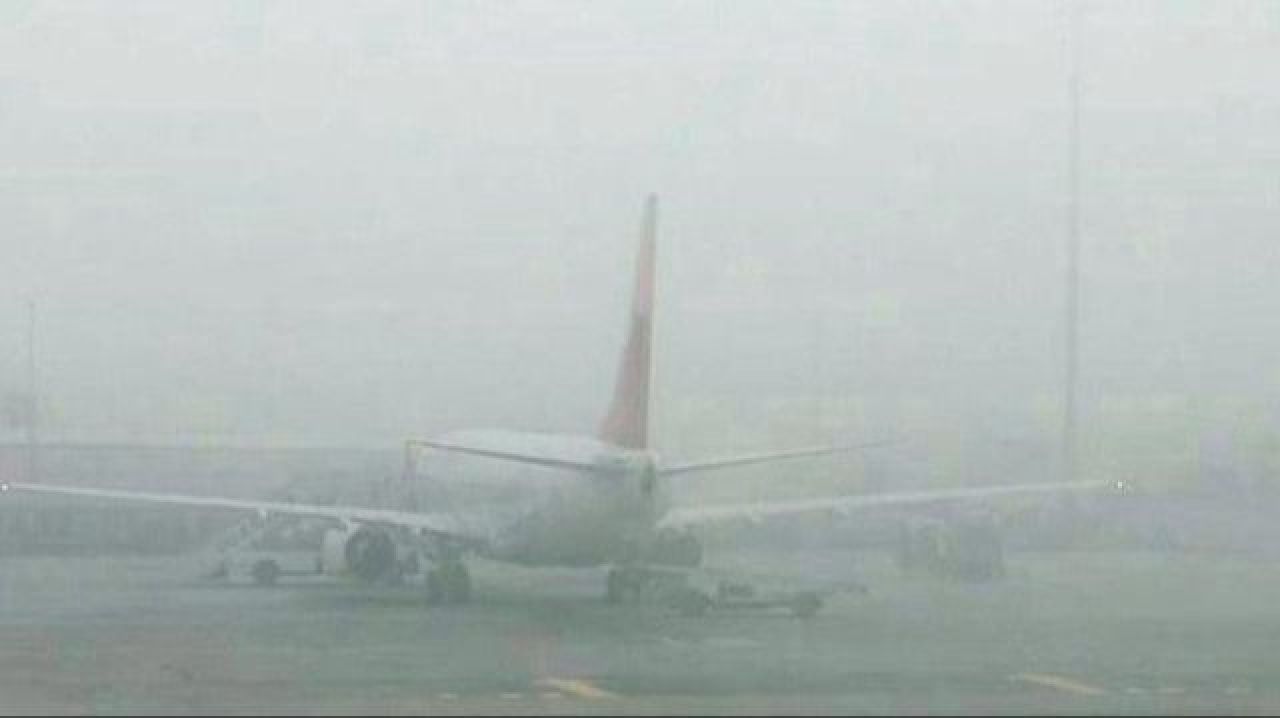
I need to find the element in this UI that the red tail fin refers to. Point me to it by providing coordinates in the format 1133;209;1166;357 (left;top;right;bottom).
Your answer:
598;194;658;450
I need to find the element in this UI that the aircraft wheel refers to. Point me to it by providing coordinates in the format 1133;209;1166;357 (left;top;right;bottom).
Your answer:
449;563;472;603
605;568;628;603
605;567;648;604
250;559;280;586
673;588;711;617
790;592;823;619
426;562;471;605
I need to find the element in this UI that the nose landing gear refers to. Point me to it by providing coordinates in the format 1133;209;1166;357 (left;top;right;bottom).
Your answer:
605;567;634;604
605;565;685;604
895;516;1006;581
250;559;281;586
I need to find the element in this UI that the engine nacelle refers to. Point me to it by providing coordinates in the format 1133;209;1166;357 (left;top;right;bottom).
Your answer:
321;527;400;582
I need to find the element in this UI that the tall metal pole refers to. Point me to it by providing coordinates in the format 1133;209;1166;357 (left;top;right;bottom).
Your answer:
25;299;38;483
1063;1;1082;484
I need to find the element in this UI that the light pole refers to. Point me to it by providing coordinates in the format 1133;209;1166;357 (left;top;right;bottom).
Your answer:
25;299;39;483
1063;0;1083;485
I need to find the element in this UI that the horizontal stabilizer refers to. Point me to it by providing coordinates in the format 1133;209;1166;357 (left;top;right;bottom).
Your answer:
659;439;899;477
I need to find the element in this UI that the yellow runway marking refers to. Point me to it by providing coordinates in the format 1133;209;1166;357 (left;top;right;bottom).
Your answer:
536;677;620;700
1011;672;1107;696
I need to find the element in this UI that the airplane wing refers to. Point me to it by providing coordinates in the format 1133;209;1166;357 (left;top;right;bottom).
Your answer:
659;439;900;477
1;481;483;546
656;479;1116;530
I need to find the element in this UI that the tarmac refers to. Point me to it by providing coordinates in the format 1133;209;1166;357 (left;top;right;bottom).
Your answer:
0;547;1277;714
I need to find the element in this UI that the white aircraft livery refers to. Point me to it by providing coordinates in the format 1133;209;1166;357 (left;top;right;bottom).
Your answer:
2;195;1109;605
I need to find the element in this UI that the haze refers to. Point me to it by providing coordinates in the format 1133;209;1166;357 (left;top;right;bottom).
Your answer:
2;0;1277;496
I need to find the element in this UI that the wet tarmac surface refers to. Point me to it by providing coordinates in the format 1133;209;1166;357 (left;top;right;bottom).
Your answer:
1;549;1277;714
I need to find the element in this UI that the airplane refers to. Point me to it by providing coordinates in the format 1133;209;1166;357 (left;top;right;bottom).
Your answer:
1;194;1113;607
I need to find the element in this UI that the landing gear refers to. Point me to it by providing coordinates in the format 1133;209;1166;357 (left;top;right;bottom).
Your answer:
250;559;280;586
386;553;419;586
605;567;641;604
605;565;688;604
425;560;471;605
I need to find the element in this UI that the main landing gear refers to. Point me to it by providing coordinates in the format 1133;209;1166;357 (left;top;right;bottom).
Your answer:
425;559;472;605
250;559;281;586
605;566;639;604
605;565;687;604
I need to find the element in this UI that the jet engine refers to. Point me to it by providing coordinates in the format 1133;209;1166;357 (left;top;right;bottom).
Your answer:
322;526;399;581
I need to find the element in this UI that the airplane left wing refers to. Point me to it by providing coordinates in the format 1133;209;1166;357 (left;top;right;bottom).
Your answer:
656;479;1118;530
1;481;483;546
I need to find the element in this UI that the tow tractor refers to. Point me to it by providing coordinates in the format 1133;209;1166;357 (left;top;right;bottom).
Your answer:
201;514;336;585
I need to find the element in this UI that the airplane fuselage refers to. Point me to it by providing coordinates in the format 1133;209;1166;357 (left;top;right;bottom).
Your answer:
406;430;667;567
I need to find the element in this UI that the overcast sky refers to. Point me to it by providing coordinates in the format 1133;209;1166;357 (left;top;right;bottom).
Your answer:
1;2;1277;482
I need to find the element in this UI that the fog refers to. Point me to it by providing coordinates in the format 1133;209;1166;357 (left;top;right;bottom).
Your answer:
1;1;1277;492
5;3;1280;714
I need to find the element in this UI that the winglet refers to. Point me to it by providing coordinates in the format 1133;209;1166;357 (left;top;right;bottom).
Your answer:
598;194;658;450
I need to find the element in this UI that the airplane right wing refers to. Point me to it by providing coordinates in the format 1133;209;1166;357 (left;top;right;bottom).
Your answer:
656;479;1118;530
659;439;900;477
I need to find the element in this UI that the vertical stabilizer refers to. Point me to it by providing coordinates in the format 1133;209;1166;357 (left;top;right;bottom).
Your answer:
598;194;658;450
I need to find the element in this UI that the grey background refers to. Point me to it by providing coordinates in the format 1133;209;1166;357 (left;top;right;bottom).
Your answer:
1;1;1277;497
